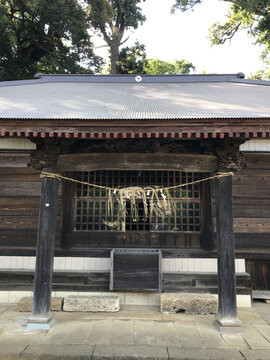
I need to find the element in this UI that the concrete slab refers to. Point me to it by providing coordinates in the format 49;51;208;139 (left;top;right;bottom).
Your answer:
221;333;250;350
242;325;270;349
241;349;270;359
253;324;270;343
154;320;180;346
93;344;168;359
134;320;157;346
238;310;267;325
40;321;94;345
251;302;270;325
196;318;229;348
168;347;243;359
87;319;114;345
21;344;94;359
174;320;205;348
0;344;26;360
2;302;270;359
110;319;134;345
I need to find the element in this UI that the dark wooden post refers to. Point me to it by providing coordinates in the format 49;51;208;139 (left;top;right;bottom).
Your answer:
27;168;59;330
215;174;242;331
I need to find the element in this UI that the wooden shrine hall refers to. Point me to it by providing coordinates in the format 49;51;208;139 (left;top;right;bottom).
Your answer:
0;73;270;331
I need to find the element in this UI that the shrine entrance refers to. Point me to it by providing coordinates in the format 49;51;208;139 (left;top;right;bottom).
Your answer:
72;170;202;249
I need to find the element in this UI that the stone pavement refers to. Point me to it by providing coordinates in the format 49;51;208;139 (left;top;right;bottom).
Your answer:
1;301;270;359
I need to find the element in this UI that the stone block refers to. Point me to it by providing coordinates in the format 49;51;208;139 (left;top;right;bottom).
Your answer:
51;297;64;311
241;350;270;360
18;297;63;312
63;295;120;312
93;344;168;359
160;293;217;315
0;344;27;360
168;347;243;360
21;344;94;359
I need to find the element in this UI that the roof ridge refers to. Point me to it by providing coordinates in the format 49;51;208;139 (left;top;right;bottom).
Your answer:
0;72;269;86
0;72;249;87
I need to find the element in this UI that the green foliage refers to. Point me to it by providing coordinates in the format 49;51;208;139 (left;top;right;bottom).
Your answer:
172;0;202;12
104;40;195;75
0;0;102;81
249;68;270;79
143;59;195;75
88;0;145;31
118;41;147;73
87;0;146;73
249;59;270;79
116;41;195;75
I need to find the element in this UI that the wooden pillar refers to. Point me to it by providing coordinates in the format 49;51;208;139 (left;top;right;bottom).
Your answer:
27;169;59;330
215;174;242;331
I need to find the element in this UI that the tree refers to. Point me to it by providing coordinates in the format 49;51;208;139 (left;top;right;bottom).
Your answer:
87;0;146;74
0;0;102;81
118;41;147;73
172;0;270;69
117;42;195;74
249;63;270;79
105;41;195;74
143;58;195;75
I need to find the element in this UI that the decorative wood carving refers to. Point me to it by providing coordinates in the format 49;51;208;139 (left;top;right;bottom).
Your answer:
217;152;246;172
28;138;246;173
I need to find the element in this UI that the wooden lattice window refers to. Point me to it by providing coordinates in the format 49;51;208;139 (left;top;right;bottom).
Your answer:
74;170;200;233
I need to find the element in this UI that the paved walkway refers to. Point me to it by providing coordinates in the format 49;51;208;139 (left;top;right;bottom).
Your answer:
1;301;270;359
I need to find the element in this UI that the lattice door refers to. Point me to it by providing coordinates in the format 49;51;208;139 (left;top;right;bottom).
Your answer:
75;170;200;234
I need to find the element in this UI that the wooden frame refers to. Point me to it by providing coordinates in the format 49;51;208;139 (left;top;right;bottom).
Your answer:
60;153;216;252
57;153;217;172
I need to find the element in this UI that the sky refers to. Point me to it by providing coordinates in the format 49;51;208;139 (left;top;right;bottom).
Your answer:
94;0;265;77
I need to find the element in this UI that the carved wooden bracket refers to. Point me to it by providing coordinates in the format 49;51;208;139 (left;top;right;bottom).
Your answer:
28;138;75;170
217;151;246;172
27;137;246;172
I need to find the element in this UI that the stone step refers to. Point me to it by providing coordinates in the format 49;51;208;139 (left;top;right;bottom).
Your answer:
160;292;217;314
18;297;63;312
63;295;120;312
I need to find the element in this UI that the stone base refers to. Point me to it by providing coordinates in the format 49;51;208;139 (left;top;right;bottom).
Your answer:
26;311;54;330
216;314;242;333
18;297;63;312
160;293;217;314
63;295;120;312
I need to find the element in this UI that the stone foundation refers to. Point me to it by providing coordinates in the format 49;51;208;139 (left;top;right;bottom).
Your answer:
18;297;63;312
161;293;217;314
63;295;120;312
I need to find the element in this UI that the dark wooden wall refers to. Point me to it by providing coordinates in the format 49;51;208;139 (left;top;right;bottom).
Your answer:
0;151;62;249
233;153;270;252
0;151;270;258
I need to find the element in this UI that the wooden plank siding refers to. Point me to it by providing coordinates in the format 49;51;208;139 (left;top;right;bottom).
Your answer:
0;269;251;295
0;153;62;248
0;152;269;255
233;154;270;251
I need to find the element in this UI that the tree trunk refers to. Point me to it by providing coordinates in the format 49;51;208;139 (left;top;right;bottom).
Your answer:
110;41;120;74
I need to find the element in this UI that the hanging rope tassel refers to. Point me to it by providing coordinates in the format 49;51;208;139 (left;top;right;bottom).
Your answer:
40;170;234;225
